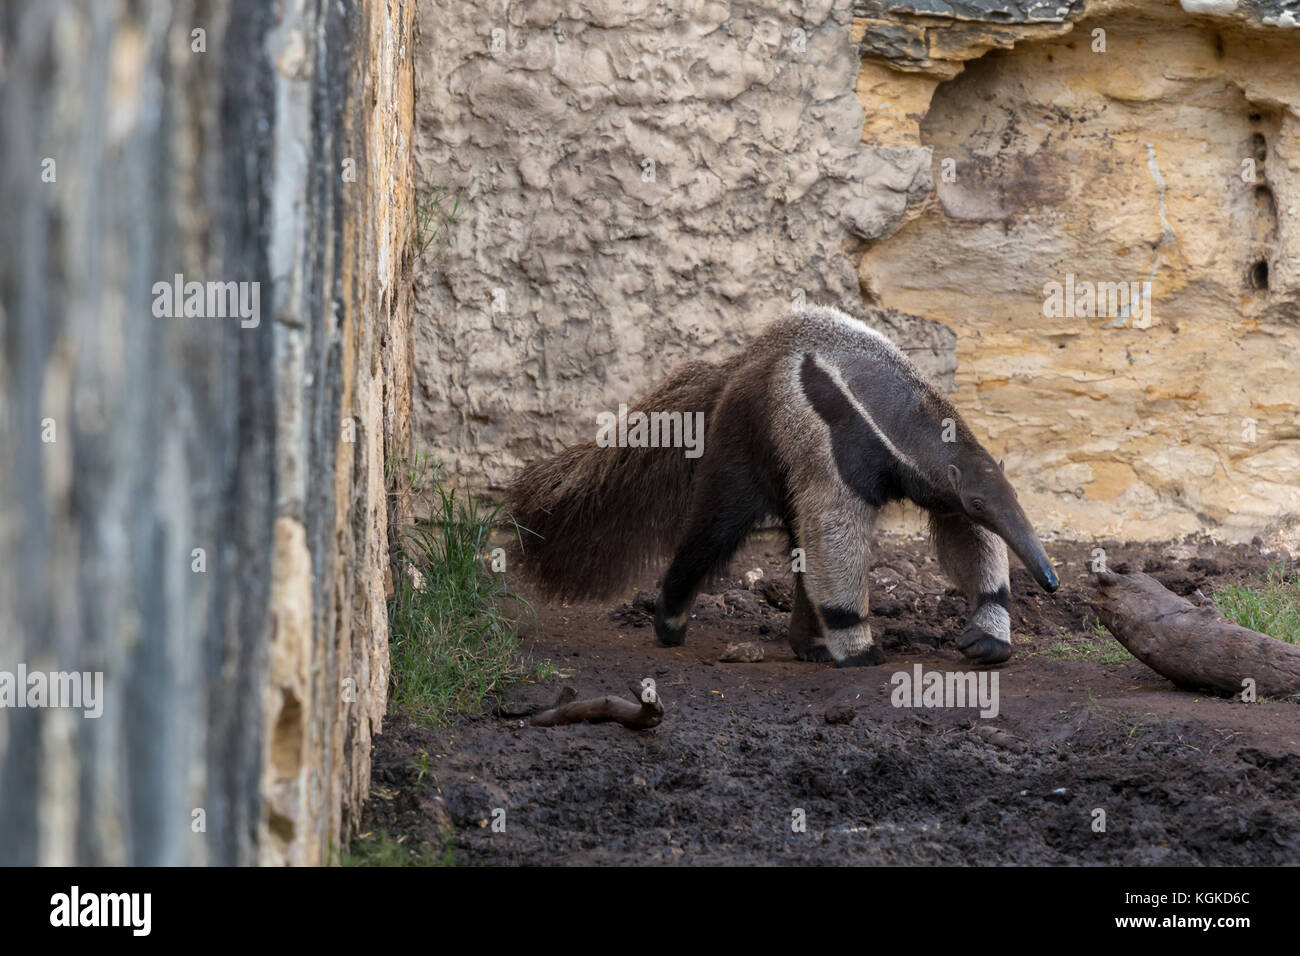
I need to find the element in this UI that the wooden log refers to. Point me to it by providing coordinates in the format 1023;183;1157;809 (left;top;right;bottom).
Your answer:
528;683;665;730
1093;569;1300;699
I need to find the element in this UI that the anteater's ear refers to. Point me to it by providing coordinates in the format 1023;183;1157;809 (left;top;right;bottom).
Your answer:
947;464;963;492
998;458;1005;472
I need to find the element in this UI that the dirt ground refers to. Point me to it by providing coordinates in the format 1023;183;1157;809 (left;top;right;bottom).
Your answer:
364;533;1300;865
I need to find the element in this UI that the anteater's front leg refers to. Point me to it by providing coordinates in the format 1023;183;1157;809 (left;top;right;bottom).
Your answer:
792;484;884;667
654;455;765;647
787;573;832;662
930;512;1013;664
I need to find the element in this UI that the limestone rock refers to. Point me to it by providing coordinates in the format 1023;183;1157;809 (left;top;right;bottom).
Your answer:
720;642;767;662
857;3;1300;542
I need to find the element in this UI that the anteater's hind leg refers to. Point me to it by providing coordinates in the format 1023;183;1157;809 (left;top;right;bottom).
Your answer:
654;455;765;647
787;573;832;662
791;480;884;667
930;513;1013;665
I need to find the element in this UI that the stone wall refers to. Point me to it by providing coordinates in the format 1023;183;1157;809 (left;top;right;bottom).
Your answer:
411;0;953;497
855;0;1300;545
414;0;1300;545
0;0;415;866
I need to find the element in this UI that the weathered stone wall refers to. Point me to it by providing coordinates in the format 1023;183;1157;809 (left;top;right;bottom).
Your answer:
0;0;414;866
854;0;1300;545
414;0;1300;546
411;0;951;496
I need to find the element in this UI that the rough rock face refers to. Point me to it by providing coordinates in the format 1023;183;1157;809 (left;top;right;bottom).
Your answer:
854;0;1300;544
415;0;1299;546
411;0;951;493
0;0;414;865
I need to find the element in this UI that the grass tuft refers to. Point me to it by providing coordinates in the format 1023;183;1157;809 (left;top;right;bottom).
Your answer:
1044;635;1130;664
1045;615;1130;664
338;830;454;867
415;184;463;259
1213;561;1300;645
387;462;530;725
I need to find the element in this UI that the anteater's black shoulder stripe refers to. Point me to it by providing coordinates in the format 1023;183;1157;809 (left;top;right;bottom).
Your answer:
799;352;853;425
798;353;904;509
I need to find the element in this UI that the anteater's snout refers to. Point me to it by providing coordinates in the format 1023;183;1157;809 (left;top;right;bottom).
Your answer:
1038;565;1060;593
1000;514;1059;596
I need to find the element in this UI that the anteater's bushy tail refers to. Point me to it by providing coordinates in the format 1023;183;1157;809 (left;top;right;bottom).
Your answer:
504;356;739;602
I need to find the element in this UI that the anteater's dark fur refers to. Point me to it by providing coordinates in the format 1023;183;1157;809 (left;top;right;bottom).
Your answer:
505;354;744;601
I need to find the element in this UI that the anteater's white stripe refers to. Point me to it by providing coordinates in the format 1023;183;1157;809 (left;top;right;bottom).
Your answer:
808;353;919;474
820;308;890;343
971;603;1011;643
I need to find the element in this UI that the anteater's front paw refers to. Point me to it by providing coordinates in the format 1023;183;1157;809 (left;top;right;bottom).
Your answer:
957;627;1012;665
794;643;834;663
654;618;686;646
833;644;886;668
653;598;688;647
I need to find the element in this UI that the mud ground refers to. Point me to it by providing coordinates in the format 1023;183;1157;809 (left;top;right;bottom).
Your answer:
364;534;1300;865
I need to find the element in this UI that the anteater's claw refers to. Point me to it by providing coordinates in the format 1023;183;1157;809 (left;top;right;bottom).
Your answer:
958;628;1013;665
833;644;886;668
794;643;834;663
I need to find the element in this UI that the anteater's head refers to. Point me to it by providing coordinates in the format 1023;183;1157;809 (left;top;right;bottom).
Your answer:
947;458;1059;593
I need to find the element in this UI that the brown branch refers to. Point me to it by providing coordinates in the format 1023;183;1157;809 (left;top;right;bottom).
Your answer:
527;683;665;730
1093;569;1300;699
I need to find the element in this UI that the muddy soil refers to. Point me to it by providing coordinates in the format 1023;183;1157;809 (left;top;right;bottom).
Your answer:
365;534;1300;865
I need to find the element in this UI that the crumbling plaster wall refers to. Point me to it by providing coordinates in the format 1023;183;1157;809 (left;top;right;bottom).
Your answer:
414;0;1300;544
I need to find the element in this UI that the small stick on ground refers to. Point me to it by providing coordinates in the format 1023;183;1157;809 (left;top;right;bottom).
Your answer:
528;684;665;730
972;723;1028;754
1094;568;1300;699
